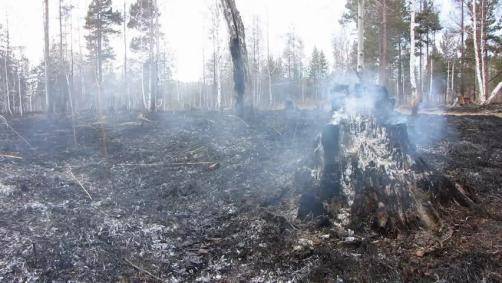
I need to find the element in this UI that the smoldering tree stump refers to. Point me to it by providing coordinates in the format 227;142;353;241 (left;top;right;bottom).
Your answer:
298;105;479;235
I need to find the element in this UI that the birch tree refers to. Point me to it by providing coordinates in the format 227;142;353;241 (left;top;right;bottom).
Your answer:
472;0;485;103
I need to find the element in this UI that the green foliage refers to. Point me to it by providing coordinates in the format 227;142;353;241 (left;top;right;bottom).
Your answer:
128;0;161;53
309;47;329;81
84;0;123;61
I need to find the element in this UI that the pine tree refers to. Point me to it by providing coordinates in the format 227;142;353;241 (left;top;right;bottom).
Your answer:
128;0;161;111
84;0;122;112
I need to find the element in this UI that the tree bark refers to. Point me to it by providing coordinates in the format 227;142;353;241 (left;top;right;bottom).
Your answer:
410;0;418;113
267;13;272;107
451;61;455;103
378;0;388;86
44;0;51;112
221;0;248;116
460;0;465;98
17;67;23;116
124;0;130;110
357;0;365;74
446;61;450;103
472;0;485;103
3;17;12;115
480;0;488;102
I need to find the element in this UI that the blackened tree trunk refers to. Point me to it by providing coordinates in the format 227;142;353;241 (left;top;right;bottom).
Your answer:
221;0;248;116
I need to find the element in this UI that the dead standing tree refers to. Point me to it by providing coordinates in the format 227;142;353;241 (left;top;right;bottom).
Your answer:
220;0;248;116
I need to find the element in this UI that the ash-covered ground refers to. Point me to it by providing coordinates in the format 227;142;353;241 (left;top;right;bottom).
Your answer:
0;109;501;282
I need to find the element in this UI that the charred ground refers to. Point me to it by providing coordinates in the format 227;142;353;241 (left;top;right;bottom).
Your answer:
0;109;501;281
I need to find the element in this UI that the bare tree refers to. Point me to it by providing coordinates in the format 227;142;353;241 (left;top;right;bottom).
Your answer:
123;0;130;109
208;0;223;110
220;0;248;116
44;0;51;112
266;11;272;107
3;16;12;115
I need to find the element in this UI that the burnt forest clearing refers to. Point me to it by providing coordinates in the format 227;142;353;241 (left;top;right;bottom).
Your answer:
1;0;501;281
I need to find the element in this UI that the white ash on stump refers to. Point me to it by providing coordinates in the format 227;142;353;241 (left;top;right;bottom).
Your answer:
297;84;480;235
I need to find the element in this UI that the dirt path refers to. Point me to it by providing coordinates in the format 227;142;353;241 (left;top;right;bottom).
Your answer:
0;111;500;281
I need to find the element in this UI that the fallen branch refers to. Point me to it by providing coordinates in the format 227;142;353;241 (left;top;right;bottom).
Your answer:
226;114;250;128
123;258;163;282
67;166;93;201
0;153;23;160
118;162;215;167
484;82;502;105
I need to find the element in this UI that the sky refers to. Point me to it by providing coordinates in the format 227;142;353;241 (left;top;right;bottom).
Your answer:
1;0;459;82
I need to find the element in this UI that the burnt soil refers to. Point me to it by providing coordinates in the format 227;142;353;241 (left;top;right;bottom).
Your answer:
0;110;501;282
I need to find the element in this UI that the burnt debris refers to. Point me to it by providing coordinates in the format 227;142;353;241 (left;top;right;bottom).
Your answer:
298;84;479;235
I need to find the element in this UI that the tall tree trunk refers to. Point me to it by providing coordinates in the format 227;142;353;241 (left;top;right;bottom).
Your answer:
480;0;488;101
446;61;450;103
429;55;433;102
97;12;103;112
221;0;248;116
44;0;51;112
123;0;130;110
141;64;147;110
397;41;403;104
69;3;75;114
59;0;64;112
472;0;485;103
17;68;23;116
379;0;388;86
410;0;418;113
267;12;272;107
451;61;455;102
3;17;12;115
357;0;365;74
460;0;465;98
148;0;156;112
153;0;160;111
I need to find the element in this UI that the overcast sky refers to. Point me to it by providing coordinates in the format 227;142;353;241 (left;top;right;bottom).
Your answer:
1;0;458;82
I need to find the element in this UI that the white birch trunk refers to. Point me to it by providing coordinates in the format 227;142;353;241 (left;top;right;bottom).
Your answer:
480;0;488;102
485;82;502;104
472;0;485;103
